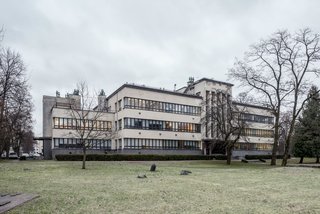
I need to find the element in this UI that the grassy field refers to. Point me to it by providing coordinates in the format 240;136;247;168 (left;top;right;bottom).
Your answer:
0;159;320;214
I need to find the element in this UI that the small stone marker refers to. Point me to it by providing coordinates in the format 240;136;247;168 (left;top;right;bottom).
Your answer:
137;174;147;179
180;170;192;175
10;193;21;197
150;164;156;172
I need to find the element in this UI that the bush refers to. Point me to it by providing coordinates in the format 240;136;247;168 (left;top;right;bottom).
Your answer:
19;156;27;161
55;154;226;161
244;154;290;160
213;154;227;160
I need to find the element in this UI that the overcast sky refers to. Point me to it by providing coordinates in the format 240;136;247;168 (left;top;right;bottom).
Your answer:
0;0;320;136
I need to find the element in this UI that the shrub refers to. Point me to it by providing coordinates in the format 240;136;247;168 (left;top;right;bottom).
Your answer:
19;156;27;161
244;154;290;160
55;154;225;161
213;154;227;160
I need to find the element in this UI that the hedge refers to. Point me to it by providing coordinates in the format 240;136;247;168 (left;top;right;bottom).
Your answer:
55;154;227;161
244;154;290;160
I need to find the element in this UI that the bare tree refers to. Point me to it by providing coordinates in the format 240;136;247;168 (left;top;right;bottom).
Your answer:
202;89;248;165
0;28;33;157
229;29;320;166
68;82;113;169
0;48;33;157
8;78;33;154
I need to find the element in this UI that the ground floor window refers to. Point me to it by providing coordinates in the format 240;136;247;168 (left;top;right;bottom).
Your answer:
234;143;273;151
124;138;200;150
53;138;111;150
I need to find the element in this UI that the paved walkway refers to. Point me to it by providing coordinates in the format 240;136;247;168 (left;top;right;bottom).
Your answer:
0;193;39;213
287;164;320;168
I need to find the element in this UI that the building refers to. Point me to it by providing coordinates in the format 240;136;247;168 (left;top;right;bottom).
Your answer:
42;77;274;159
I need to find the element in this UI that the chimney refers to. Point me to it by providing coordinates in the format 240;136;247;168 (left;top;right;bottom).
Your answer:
187;77;194;86
67;89;81;109
98;89;106;111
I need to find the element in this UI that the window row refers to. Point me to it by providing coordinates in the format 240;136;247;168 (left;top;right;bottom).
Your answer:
242;128;274;138
124;138;200;150
53;117;112;131
53;138;111;149
124;118;201;133
123;97;201;116
234;143;273;151
241;113;274;124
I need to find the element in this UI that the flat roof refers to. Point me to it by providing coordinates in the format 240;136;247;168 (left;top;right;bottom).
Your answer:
107;83;203;100
194;78;234;87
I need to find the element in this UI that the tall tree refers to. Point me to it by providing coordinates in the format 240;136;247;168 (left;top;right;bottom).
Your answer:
229;29;320;166
0;29;33;156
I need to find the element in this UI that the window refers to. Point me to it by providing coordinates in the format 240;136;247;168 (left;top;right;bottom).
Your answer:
123;138;200;150
118;100;122;111
53;118;59;128
53;117;112;131
242;128;274;138
123;97;201;116
234;143;273;151
118;119;122;130
53;138;111;150
241;113;274;124
123;117;201;133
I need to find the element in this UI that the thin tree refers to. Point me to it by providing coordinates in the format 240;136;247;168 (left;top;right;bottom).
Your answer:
68;82;112;169
229;29;320;166
9;81;33;155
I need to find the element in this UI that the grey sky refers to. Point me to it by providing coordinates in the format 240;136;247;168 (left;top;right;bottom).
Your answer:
0;0;319;136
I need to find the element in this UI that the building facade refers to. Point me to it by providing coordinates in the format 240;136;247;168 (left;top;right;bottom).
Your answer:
42;78;274;159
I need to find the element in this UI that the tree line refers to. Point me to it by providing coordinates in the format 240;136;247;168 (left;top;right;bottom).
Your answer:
0;29;34;157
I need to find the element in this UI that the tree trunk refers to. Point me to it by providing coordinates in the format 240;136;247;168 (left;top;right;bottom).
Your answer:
281;123;295;166
226;147;232;165
316;156;319;164
281;136;291;166
271;114;280;166
82;146;86;169
282;154;288;166
299;156;304;164
5;149;9;159
16;145;20;157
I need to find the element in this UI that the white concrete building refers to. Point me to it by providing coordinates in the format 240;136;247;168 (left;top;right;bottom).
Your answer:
42;77;274;159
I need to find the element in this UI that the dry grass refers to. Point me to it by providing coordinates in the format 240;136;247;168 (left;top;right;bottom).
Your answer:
0;160;319;214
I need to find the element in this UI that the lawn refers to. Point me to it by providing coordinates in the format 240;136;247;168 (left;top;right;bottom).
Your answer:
0;160;319;214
